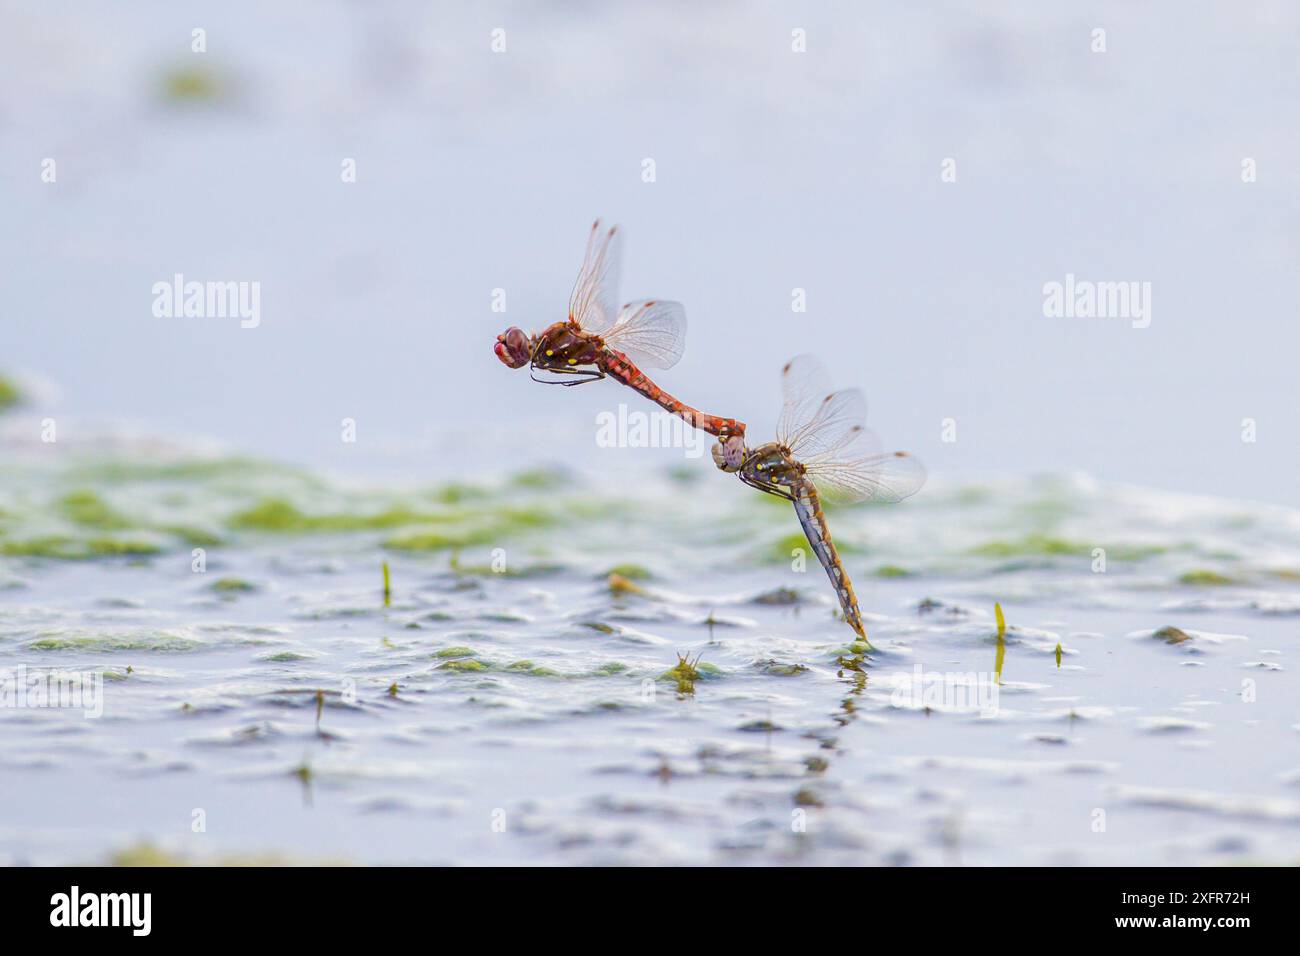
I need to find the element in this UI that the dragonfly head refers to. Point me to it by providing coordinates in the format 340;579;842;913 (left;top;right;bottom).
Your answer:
494;327;533;369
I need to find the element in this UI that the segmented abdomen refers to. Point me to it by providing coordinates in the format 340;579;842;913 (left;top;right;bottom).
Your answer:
793;481;866;641
602;350;744;440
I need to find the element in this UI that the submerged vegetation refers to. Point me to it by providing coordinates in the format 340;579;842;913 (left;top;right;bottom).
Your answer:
606;572;646;595
994;603;1007;684
158;64;226;104
665;650;707;697
1152;626;1193;645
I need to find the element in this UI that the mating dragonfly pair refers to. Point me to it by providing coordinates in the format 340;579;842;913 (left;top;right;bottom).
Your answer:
495;220;924;643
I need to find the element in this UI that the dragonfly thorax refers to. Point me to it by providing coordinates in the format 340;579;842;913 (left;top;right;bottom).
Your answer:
740;442;804;491
532;322;604;371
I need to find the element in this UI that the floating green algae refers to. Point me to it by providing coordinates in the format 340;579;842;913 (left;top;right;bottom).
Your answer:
970;535;1087;558
756;660;810;676
969;535;1164;560
210;577;256;593
0;375;22;412
229;498;431;533
604;563;651;580
438;658;489;672
86;538;162;557
767;532;811;562
386;529;495;551
434;646;477;658
1;536;80;559
832;640;872;659
506;660;561;677
510;466;569;490
874;564;913;578
431;482;492;504
59;491;132;530
1;535;161;560
158;525;224;547
28;631;203;652
258;650;315;663
1178;569;1234;587
226;493;558;546
69;456;299;484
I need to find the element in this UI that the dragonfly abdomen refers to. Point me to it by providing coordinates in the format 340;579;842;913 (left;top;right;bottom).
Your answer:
603;350;745;440
793;482;866;641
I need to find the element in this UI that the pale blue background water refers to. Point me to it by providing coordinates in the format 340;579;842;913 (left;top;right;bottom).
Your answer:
3;0;1299;502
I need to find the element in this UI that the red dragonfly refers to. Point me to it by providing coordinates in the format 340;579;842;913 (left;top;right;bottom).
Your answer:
495;220;746;460
714;355;925;643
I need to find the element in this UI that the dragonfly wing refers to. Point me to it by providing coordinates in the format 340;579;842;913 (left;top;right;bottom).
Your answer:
781;381;870;464
805;439;927;504
776;355;924;504
777;355;863;452
600;299;687;370
568;220;623;335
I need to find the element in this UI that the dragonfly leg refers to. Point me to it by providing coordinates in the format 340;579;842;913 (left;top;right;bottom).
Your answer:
738;471;794;501
529;365;606;386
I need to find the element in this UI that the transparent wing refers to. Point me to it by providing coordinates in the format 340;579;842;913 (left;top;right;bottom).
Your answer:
568;219;622;335
777;356;867;460
600;299;687;370
805;439;927;504
776;355;925;504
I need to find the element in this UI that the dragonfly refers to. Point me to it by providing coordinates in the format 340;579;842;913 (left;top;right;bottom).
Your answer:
494;220;746;465
713;355;925;643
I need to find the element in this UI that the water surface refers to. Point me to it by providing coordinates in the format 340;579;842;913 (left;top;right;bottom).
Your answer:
2;445;1296;865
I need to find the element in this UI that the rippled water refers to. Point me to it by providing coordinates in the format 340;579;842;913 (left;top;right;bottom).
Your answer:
2;440;1297;865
